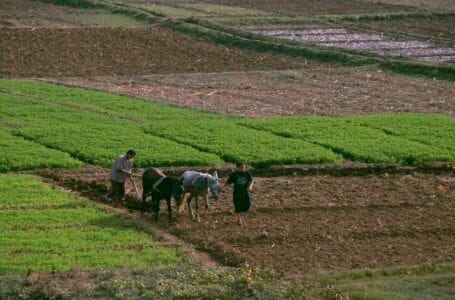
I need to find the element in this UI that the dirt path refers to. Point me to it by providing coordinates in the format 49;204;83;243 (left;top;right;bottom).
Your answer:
32;165;455;275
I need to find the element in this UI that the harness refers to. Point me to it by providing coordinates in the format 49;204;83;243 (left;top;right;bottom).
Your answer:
152;176;166;193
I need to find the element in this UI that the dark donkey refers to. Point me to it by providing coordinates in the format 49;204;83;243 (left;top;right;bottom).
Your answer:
142;168;183;222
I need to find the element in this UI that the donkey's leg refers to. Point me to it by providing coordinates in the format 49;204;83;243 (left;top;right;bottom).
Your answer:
152;193;160;222
166;197;172;223
187;194;195;220
203;189;209;215
195;194;200;222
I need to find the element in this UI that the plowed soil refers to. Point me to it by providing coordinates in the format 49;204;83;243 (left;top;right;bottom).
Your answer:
49;68;455;117
0;0;82;27
0;27;311;78
34;166;455;275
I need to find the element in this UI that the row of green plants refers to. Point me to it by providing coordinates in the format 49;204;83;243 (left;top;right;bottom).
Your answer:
0;91;223;168
0;174;184;273
0;125;81;172
241;115;455;164
0;80;454;169
345;113;455;152
145;118;341;167
0;80;340;167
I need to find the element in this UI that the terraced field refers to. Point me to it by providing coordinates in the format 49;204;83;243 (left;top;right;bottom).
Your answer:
0;26;310;77
0;174;184;273
1;80;453;169
1;0;454;298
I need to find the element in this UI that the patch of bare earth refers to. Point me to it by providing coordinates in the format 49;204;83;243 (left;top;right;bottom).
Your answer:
33;166;455;275
0;27;311;78
0;0;90;27
49;68;455;117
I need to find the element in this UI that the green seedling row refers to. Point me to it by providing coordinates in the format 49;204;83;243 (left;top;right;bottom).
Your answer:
0;80;340;167
241;116;455;164
0;80;454;168
145;118;341;167
0;207;113;230
345;113;455;152
0;174;84;207
0;79;220;122
0;247;183;273
0;92;223;168
0;127;81;172
0;174;184;273
0;226;157;252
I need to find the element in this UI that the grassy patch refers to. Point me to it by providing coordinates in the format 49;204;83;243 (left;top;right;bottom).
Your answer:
0;80;454;168
311;262;455;299
241;115;455;164
346;113;455;152
0;248;183;273
0;207;112;230
0;127;81;172
0;91;223;167
0;226;156;252
135;4;208;18
69;9;147;26
0;174;83;207
145;118;341;167
0;174;185;274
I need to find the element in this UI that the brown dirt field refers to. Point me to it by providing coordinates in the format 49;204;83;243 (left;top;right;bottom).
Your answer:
49;68;455;117
33;165;455;275
0;27;312;78
0;0;80;27
0;0;135;27
154;0;414;15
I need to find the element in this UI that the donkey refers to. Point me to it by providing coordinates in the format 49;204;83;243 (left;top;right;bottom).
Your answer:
179;170;220;222
142;168;183;223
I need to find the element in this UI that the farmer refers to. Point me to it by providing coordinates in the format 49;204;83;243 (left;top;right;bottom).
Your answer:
221;162;254;225
104;150;136;202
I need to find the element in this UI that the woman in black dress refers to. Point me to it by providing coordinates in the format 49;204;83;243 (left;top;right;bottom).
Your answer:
222;163;254;225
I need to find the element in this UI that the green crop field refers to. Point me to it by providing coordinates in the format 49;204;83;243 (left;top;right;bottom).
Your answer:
346;113;455;152
0;91;223;168
0;174;184;273
0;79;454;169
145;118;341;167
0;126;81;172
241;115;455;164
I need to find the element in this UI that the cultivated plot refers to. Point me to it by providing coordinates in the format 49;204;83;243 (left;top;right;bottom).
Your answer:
0;26;309;78
0;174;184;273
0;0;145;27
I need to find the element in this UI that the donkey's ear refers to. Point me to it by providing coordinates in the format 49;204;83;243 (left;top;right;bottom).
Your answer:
213;170;218;180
